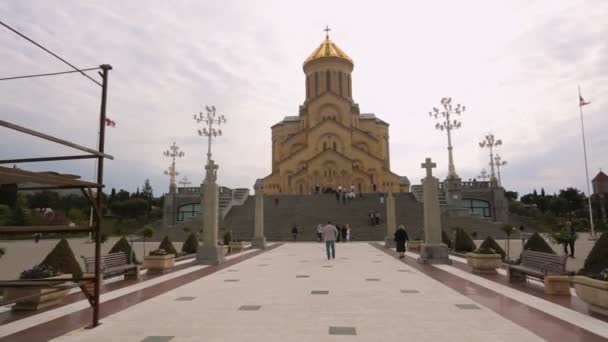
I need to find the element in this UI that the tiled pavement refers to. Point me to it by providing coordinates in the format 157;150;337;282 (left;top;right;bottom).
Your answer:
48;243;580;342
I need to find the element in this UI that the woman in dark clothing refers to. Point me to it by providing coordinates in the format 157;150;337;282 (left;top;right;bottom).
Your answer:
341;225;348;242
394;225;409;258
336;224;341;242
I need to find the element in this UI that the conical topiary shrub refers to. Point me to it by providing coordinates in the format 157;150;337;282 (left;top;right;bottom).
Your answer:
182;232;198;254
109;236;138;264
441;230;452;249
158;236;178;256
478;236;506;260
454;228;476;253
40;238;83;278
582;232;608;275
523;232;555;254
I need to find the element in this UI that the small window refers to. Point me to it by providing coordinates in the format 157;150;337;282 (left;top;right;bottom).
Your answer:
326;70;331;91
339;71;343;96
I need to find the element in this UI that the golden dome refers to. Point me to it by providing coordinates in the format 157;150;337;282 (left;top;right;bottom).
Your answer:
303;36;353;65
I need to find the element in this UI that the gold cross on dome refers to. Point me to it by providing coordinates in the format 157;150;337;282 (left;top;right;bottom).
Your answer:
324;25;331;39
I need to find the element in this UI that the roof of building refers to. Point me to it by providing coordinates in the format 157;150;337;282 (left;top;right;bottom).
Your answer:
0;166;98;188
592;171;608;182
359;113;388;125
304;37;353;65
399;176;411;185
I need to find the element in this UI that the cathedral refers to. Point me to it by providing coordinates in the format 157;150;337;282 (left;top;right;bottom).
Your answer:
263;33;409;195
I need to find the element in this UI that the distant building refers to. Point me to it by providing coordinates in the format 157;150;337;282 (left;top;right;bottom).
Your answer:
592;171;608;195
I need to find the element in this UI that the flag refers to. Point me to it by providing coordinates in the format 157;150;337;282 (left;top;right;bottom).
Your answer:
579;95;590;107
105;118;116;127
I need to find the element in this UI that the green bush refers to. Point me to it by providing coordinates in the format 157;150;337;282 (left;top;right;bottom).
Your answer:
149;248;170;256
478;236;506;260
523;232;555;254
454;228;476;253
20;264;60;279
109;236;138;264
441;230;452;249
158;236;178;256
222;231;232;245
182;232;198;254
581;232;608;276
39;238;83;279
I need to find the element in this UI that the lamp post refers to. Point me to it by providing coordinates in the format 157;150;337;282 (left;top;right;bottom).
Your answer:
477;168;489;181
429;97;465;179
194;105;226;165
494;154;507;187
478;134;502;186
163;141;184;194
179;176;192;188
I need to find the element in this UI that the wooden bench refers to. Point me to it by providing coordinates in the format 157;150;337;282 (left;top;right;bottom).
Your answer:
508;250;567;281
82;252;139;280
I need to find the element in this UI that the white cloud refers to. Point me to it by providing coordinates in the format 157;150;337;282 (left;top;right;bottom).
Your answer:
0;0;606;197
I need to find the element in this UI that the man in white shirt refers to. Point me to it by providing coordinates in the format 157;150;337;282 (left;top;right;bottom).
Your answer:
322;221;339;260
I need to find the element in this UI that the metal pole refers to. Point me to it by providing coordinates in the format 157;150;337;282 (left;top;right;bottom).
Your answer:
578;85;595;238
93;64;112;327
207;118;212;163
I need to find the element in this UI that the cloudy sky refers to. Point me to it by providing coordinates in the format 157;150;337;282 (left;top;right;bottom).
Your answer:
0;1;606;197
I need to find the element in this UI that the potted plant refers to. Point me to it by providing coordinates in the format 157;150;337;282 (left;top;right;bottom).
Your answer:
143;248;175;274
181;232;198;255
572;232;608;316
454;227;477;254
229;236;247;253
466;237;503;274
5;239;80;310
500;224;514;261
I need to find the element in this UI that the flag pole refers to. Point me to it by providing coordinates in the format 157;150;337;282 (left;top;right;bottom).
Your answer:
578;85;595;238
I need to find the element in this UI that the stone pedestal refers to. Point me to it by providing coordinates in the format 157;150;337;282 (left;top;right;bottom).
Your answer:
443;175;463;209
252;179;267;249
384;191;396;248
417;158;452;265
197;160;225;265
162;192;176;228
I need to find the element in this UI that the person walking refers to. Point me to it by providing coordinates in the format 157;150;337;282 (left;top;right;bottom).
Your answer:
336;224;342;242
375;211;381;225
346;224;352;242
291;225;298;241
322;221;339;259
342;192;346;205
341;225;348;242
566;221;577;258
335;191;340;203
394;225;409;258
369;211;375;226
316;223;323;242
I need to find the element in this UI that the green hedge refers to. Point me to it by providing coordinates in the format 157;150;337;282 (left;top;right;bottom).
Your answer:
479;236;506;260
109;236;138;264
182;233;198;254
441;230;452;249
454;228;476;253
523;232;555;254
40;238;82;278
582;232;608;275
158;236;178;256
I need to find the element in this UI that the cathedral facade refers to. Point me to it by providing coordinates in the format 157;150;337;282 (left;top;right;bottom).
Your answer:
263;34;409;195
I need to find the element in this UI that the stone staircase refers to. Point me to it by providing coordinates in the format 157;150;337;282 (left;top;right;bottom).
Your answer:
410;185;447;206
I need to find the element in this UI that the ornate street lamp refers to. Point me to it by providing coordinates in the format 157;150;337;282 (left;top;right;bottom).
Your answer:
478;133;502;185
429;97;465;179
163;141;185;193
477;168;489;181
179;175;192;188
494;154;507;187
194;105;226;164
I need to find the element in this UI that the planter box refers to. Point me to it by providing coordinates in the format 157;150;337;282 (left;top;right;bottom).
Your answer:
573;276;608;316
229;241;247;253
143;254;175;274
5;275;71;311
407;240;423;252
544;275;571;295
466;253;502;274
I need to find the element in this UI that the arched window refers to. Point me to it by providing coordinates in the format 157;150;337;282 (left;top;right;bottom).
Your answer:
326;70;331;92
315;72;319;96
339;71;343;96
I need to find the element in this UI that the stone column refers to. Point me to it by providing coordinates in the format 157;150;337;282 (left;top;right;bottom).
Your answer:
252;179;267;249
162;192;176;228
384;191;397;248
197;159;225;265
418;158;452;265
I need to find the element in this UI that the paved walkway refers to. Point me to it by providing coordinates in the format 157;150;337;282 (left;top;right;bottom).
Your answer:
39;242;605;342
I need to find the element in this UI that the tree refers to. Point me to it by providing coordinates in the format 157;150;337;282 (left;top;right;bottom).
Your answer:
109;188;117;204
27;190;60;209
40;238;83;279
67;208;87;225
141;179;153;214
9;203;30;226
0;184;18;207
116;189;130;202
500;225;514;261
141;226;155;256
540;188;546;197
110;198;148;221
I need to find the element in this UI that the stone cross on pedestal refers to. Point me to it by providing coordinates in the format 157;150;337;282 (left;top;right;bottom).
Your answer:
197;159;225;265
252;179;267;249
384;191;397;249
417;157;452;265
